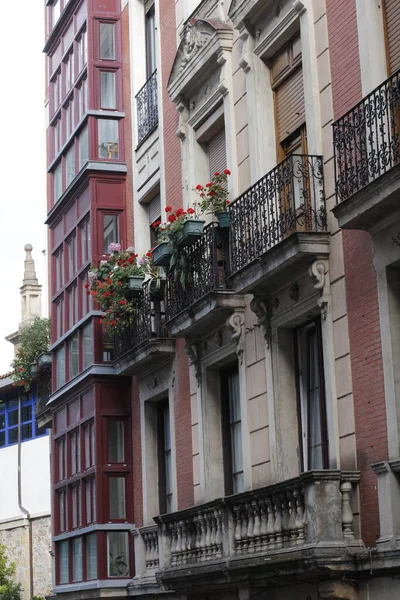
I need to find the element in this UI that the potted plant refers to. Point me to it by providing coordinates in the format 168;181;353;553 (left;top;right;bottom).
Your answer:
176;207;205;247
88;244;146;335
138;252;166;300
195;169;232;228
151;219;174;267
37;352;52;369
11;317;51;392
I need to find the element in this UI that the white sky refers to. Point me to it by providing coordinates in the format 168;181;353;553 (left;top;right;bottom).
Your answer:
0;1;47;373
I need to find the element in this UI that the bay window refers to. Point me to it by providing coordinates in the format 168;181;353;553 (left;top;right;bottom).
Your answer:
65;143;75;186
53;162;62;204
79;125;89;169
109;477;126;519
56;346;66;388
72;537;82;582
59;541;69;584
103;214;119;252
99;23;115;60
82;323;93;369
86;534;97;580
98;119;119;159
100;71;116;109
107;532;129;577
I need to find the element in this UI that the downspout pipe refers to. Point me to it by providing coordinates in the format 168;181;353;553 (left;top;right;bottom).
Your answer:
18;388;34;599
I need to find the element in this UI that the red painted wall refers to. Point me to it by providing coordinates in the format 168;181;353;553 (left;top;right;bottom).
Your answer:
326;0;388;546
159;0;194;510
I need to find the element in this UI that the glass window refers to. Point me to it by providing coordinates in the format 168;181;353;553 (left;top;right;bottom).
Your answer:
98;119;119;159
54;119;61;156
56;297;64;338
72;537;82;582
59;540;69;584
68;286;78;330
79;125;89;169
67;235;77;279
71;484;82;529
103;214;119;253
66;144;75;187
100;72;116;109
55;248;64;292
228;369;243;494
86;534;97;580
158;403;173;514
58;437;66;481
59;489;68;532
70;428;80;475
82;323;93;369
65;54;71;92
79;219;90;265
54;162;62;204
85;478;96;524
107;532;129;577
77;78;87;124
52;0;61;28
108;420;124;463
109;477;126;520
0;396;40;449
81;273;92;316
56;346;66;388
84;421;95;469
99;23;115;60
53;75;60;113
145;5;156;77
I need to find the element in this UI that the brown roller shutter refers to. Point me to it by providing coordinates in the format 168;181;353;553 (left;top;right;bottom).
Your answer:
384;0;400;74
275;66;305;143
208;128;227;177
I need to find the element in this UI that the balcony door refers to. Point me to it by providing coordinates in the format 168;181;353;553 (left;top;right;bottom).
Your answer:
383;0;400;76
221;365;244;496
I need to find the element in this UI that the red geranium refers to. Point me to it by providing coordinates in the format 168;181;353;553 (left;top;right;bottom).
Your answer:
187;207;195;214
165;205;173;213
168;214;176;222
224;169;231;175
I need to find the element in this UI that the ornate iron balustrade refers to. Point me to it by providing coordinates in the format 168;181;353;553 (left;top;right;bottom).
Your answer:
229;154;327;275
114;279;168;360
155;471;359;573
136;70;158;145
165;223;228;321
333;68;400;202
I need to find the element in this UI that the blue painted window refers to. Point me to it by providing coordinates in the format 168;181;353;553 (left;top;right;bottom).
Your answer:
0;392;47;448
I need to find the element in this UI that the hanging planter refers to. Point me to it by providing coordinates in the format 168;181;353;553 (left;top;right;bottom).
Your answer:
217;211;230;229
152;241;173;267
126;275;145;298
178;219;206;247
149;277;166;300
38;352;52;370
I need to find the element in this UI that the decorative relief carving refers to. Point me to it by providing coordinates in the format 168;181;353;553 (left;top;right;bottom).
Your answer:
392;232;400;247
309;260;330;320
250;297;271;347
184;338;206;386
146;369;167;391
169;21;214;86
227;311;245;365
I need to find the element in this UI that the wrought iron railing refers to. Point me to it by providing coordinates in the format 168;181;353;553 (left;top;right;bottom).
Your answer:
333;68;400;202
136;70;158;145
114;279;168;360
229;154;327;275
166;223;228;321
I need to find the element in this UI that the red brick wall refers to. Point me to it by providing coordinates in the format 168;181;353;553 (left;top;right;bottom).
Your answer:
159;0;194;510
326;0;388;546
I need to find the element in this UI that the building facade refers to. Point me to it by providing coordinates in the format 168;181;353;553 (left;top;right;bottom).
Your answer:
43;0;400;599
0;245;51;600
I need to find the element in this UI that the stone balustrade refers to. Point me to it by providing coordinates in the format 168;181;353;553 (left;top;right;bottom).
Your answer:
155;471;360;574
140;525;160;570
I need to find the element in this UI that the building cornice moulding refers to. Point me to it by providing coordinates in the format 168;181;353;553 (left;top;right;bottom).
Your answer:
168;20;233;103
254;4;303;61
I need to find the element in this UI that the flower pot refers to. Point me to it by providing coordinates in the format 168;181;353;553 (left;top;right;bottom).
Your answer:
150;277;166;300
217;211;230;229
152;242;173;267
126;275;145;298
178;219;206;247
30;363;39;378
38;352;52;370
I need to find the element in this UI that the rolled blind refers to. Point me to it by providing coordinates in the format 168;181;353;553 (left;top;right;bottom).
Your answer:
148;194;161;224
385;0;400;74
208;129;227;177
275;66;305;143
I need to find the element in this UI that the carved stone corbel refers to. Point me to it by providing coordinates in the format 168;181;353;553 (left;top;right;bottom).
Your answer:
309;259;330;321
238;24;254;73
184;338;202;386
227;311;245;365
176;100;188;141
250;296;271;347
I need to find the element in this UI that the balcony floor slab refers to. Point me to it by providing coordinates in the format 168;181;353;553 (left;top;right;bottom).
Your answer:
333;163;400;231
113;339;176;376
231;232;331;295
166;291;246;338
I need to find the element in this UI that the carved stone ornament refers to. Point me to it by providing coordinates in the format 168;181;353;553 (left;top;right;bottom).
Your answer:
146;370;167;391
184;339;202;386
168;21;214;87
227;311;245;365
309;259;330;320
250;296;271;347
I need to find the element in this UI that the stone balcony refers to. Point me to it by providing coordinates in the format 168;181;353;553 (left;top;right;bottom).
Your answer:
332;67;400;231
113;281;175;376
153;470;361;592
228;154;330;296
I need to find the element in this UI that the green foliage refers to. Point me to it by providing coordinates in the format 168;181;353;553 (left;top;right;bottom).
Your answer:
11;318;51;392
0;544;21;600
195;169;231;215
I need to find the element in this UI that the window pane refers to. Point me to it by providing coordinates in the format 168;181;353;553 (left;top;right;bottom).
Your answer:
59;541;69;584
82;324;93;369
109;477;126;519
52;0;61;28
103;214;119;253
107;532;129;577
108;420;124;463
100;23;115;60
79;125;89;169
56;346;66;388
72;537;82;582
22;423;32;441
9;428;18;445
100;72;116;109
54;163;62;203
56;298;64;338
86;534;97;579
98;119;119;159
66;145;75;186
8;410;18;427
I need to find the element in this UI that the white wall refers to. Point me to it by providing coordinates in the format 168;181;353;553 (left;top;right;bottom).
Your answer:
0;435;51;521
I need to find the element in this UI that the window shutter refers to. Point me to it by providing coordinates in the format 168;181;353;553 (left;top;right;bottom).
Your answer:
384;0;400;74
275;66;305;143
148;194;161;224
208;129;227;178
